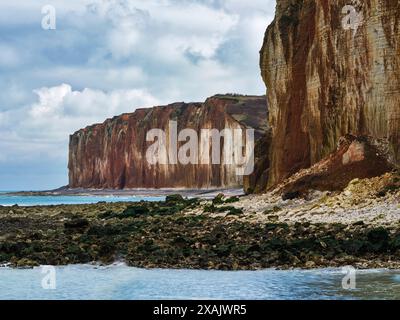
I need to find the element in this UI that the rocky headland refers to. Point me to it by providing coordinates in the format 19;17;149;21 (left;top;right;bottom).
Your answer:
69;94;268;189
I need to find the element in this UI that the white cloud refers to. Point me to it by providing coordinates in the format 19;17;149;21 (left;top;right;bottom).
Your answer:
224;0;276;13
0;84;159;161
89;0;239;61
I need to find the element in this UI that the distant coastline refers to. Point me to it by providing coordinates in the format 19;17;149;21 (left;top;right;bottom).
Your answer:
5;187;244;200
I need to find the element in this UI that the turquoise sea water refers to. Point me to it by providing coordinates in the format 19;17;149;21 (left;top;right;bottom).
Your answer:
0;193;165;206
0;265;400;300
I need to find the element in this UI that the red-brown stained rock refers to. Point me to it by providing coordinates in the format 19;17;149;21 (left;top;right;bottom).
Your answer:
68;95;268;189
276;134;394;196
260;0;400;189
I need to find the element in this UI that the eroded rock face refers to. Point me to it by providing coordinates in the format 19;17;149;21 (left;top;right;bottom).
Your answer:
261;0;400;188
243;131;271;194
275;134;394;196
68;95;268;189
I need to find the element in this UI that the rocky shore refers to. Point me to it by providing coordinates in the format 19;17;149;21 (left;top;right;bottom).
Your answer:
1;171;399;270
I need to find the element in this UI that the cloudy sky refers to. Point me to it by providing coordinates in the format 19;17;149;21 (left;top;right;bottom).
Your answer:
0;0;276;190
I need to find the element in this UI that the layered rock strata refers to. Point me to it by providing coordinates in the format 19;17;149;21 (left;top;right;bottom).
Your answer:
69;95;268;189
260;0;400;188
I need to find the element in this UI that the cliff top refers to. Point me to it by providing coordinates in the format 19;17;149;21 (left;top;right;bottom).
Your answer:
71;94;267;136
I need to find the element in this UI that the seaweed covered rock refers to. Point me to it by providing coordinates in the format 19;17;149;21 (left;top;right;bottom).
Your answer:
165;194;185;204
64;218;89;229
120;205;150;218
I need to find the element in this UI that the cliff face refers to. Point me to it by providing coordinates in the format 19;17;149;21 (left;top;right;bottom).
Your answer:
243;131;271;194
261;0;400;188
68;95;268;189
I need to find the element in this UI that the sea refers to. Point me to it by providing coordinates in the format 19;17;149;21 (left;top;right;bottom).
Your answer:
0;192;165;206
1;265;400;300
